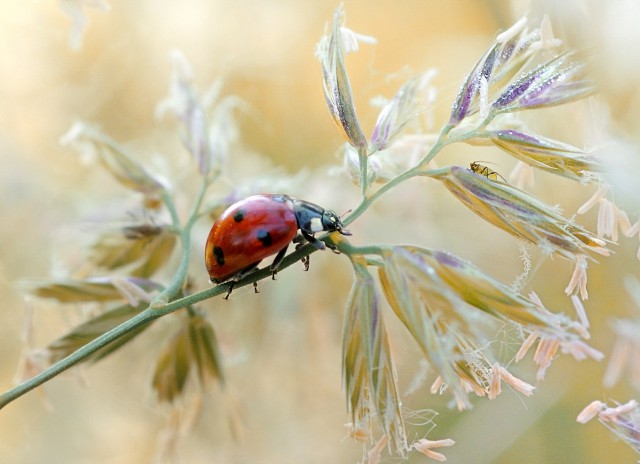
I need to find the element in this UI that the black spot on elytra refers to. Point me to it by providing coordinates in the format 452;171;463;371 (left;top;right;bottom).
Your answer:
233;209;245;223
256;229;272;247
213;246;225;266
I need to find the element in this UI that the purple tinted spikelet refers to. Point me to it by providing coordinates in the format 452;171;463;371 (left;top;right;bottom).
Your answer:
342;263;406;454
448;18;593;128
378;245;596;409
492;51;594;113
448;18;544;126
449;44;500;126
490;129;603;181
370;70;436;153
317;5;367;150
431;166;608;260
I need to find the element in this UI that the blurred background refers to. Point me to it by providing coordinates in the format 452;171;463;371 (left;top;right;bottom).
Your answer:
1;0;640;462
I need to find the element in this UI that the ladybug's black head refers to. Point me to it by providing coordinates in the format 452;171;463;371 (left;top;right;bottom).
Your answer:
321;210;352;236
292;199;352;236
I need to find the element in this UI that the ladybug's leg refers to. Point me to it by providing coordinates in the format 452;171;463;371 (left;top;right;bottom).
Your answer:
223;283;235;300
269;244;289;279
327;245;341;254
293;234;310;271
300;254;310;271
224;281;258;299
300;230;326;250
224;262;260;299
304;231;341;254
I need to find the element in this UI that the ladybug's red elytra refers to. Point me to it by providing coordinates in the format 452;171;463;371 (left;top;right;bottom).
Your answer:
205;194;351;298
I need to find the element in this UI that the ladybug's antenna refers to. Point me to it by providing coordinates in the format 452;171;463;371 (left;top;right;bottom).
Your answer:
336;209;352;236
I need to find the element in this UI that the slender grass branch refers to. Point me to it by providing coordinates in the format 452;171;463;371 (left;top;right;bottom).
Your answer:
343;120;504;227
0;240;324;411
1;108;491;411
342;167;422;227
358;146;369;197
1;110;500;411
336;242;385;256
153;180;211;305
0;308;155;410
344;124;455;227
161;189;181;229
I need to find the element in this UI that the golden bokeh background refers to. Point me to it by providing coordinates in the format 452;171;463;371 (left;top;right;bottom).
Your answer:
1;0;640;463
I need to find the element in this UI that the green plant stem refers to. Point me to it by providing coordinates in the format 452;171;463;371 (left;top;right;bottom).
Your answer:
343;168;419;227
344;125;453;227
0;308;154;410
343;122;494;227
0;118;492;411
0;241;320;410
153;180;210;305
0;178;216;410
358;146;369;197
337;242;385;256
161;189;181;229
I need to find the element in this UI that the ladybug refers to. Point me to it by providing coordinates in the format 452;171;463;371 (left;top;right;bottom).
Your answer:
205;194;351;298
